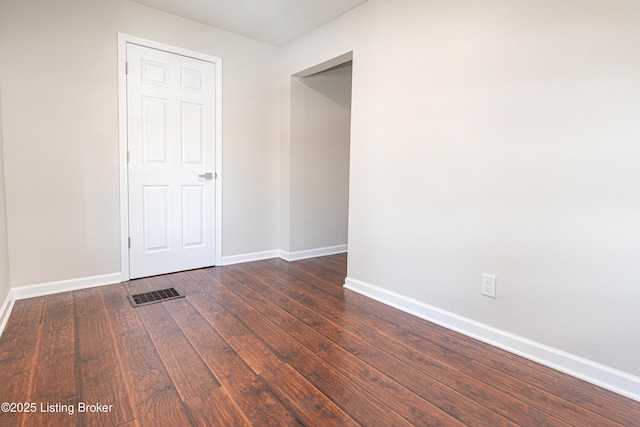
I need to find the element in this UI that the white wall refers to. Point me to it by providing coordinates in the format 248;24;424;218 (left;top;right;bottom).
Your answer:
0;0;281;286
0;88;10;305
289;63;351;252
282;0;640;377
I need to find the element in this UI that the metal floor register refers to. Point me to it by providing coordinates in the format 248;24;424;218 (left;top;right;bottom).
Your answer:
128;287;185;307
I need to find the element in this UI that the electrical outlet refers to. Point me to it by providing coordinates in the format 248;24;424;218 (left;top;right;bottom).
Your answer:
481;274;496;298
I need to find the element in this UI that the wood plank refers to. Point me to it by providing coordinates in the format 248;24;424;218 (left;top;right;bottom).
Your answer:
125;274;222;401
26;292;79;427
179;293;284;376
263;260;581;426
187;269;309;362
288;257;508;367
239;261;592;426
101;283;194;427
431;365;572;426
164;270;206;295
282;258;491;372
370;411;416;427
192;268;408;424
293;257;347;283
222;265;335;353
185;270;392;425
463;336;640;416
0;300;43;427
266;257;347;299
1;254;638;427
286;347;391;425
243;262;462;375
475;350;640;427
260;363;359;426
232;264;438;396
461;361;622;427
423;383;518;426
134;298;221;400
184;387;250;427
101;284;147;340
74;287;106;316
161;298;247;379
76;307;136;427
38;293;76;363
317;345;465;427
314;326;569;427
251;259;475;372
117;420;141;427
170;295;303;425
268;260;596;425
2;297;45;329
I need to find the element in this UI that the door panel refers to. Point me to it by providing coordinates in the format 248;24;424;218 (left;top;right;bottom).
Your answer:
181;102;204;165
182;185;205;248
143;186;169;252
142;96;168;163
127;44;216;279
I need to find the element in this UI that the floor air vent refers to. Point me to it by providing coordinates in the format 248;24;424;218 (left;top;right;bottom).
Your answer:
128;287;185;307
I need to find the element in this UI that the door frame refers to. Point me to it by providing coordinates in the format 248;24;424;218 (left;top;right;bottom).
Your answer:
117;33;223;282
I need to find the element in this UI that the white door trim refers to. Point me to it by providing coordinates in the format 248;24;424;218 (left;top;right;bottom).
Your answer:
118;33;223;282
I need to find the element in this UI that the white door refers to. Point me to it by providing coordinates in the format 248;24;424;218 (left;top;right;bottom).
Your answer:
127;43;217;279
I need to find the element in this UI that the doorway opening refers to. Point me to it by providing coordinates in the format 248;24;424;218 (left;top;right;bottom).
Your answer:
288;53;353;260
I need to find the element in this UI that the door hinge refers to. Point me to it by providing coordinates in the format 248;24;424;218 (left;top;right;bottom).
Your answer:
128;237;131;248
127;150;130;163
125;62;129;75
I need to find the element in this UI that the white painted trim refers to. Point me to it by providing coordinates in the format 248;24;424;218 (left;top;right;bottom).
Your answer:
0;273;121;339
344;277;640;403
118;33;129;282
280;244;348;262
221;250;281;266
293;51;353;78
12;273;122;301
117;33;223;282
0;289;15;337
221;244;348;266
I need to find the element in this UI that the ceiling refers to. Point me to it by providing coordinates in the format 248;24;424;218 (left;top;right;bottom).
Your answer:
129;0;370;46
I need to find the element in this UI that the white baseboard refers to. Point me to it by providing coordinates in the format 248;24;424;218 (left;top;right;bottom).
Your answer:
0;273;121;339
222;245;348;265
344;277;640;403
12;273;122;301
280;244;348;262
0;289;15;337
0;245;344;337
221;249;281;266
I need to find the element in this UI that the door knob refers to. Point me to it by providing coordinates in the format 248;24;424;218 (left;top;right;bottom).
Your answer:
198;172;214;180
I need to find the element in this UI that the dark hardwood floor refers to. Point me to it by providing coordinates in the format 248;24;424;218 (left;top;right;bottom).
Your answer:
1;254;639;426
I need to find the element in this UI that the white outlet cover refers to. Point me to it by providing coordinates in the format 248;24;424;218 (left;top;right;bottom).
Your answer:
481;274;496;298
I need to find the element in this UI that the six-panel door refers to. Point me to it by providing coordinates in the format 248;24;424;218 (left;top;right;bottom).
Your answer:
127;44;216;279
